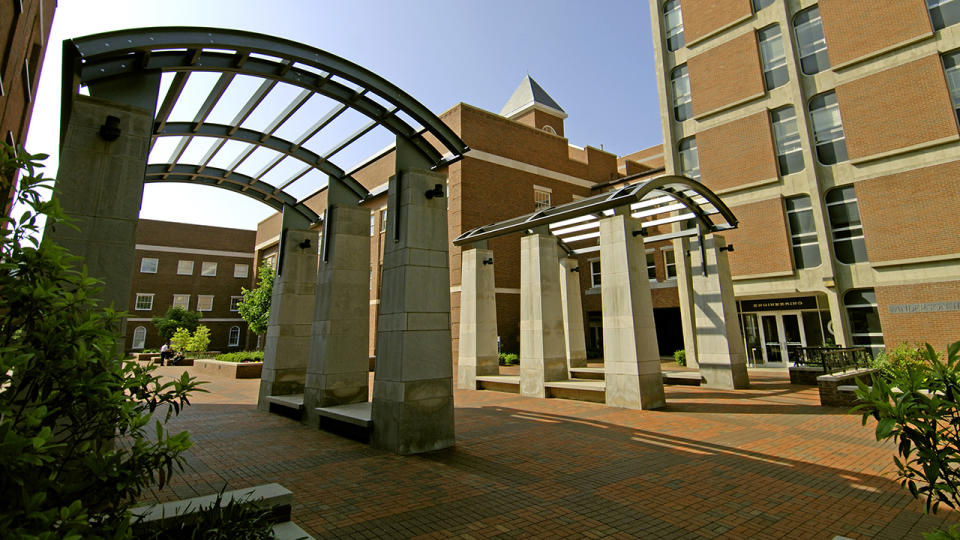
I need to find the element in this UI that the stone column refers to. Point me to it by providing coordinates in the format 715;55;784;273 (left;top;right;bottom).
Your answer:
559;258;588;368
371;155;455;454
457;247;499;389
689;235;749;389
304;178;371;423
673;236;699;368
257;208;319;410
519;233;568;397
599;212;665;410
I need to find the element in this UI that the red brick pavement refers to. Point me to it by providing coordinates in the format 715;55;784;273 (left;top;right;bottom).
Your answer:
141;365;959;539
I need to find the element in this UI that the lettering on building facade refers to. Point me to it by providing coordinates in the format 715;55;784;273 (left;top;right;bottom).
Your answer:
888;302;960;314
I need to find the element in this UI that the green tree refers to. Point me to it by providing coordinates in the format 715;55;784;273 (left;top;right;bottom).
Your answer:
237;262;274;336
0;144;204;536
170;327;192;352
152;306;202;342
189;325;211;354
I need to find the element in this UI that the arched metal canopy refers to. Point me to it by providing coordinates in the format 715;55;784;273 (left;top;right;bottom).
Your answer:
453;174;738;256
61;27;470;223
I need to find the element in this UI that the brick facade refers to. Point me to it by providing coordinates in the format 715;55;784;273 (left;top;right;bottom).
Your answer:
875;281;960;348
820;0;932;66
698;111;778;191
719;198;793;277
682;0;752;44
688;32;765;117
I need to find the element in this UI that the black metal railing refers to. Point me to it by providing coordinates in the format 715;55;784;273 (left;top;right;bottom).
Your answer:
791;347;872;374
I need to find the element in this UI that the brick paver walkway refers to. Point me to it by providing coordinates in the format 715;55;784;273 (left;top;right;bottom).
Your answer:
143;365;959;539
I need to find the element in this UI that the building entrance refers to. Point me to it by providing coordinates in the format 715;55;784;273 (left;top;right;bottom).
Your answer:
758;312;805;367
738;295;834;368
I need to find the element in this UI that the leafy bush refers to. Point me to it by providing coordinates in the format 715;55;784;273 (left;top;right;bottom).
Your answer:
152;307;202;342
215;351;265;363
133;487;275;540
499;352;519;366
189;325;211;354
674;349;686;367
0;145;204;536
170;327;192;352
870;343;928;380
237;263;274;336
855;341;960;518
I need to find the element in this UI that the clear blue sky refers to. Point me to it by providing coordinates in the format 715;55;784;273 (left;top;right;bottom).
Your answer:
27;0;663;230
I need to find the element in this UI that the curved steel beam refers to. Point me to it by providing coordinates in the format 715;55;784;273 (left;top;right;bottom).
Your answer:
144;163;320;223
64;27;469;168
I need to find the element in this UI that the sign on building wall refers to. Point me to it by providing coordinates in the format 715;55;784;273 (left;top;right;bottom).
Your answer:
888;302;960;314
740;296;819;312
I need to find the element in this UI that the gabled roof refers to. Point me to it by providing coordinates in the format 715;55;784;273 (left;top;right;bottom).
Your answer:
499;75;568;120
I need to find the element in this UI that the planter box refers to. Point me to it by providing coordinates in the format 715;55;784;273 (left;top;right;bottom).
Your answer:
191;358;263;379
817;368;876;407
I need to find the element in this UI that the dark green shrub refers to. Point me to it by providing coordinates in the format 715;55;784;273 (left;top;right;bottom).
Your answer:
499;352;519;366
674;349;686;367
870;343;928;380
215;351;265;363
133;488;275;540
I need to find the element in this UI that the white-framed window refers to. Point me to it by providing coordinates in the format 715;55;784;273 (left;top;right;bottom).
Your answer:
380;208;388;234
785;196;821;269
197;295;214;312
132;326;147;350
263;254;277;271
663;0;684;51
929;0;960;31
541;125;557;135
809;91;848;165
534;186;552;211
177;260;194;275
234;263;249;278
678;137;700;180
140;257;158;273
230;296;243;311
370;212;375;236
201;261;218;276
590;259;602;288
228;326;241;347
771;106;804;175
944;50;960;124
671;64;691;122
172;294;190;310
844;289;884;358
826;185;867;264
646;250;657;281
794;6;829;75
663;248;677;279
758;25;788;91
135;293;154;311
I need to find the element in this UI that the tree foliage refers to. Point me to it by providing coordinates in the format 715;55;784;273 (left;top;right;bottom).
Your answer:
855;341;960;515
0;144;204;537
237;262;274;335
152;307;202;342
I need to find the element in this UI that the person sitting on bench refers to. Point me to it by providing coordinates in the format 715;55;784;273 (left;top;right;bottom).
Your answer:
160;342;173;365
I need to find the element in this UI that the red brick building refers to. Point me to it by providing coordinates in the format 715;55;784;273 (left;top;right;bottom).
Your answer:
127;219;256;352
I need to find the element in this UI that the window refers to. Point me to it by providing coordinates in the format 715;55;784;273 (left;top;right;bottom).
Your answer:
753;0;774;11
663;0;685;51
230;296;243;311
826;185;867;264
664;248;677;279
201;262;218;276
928;0;960;31
173;294;190;310
177;260;194;275
228;326;241;347
646;251;657;281
234;263;249;278
197;295;214;312
135;293;154;311
671;65;692;121
758;25;788;91
844;289;884;358
794;6;829;75
263;253;277;271
132;326;147;350
944;51;960;124
808;91;848;165
785;196;821;269
380;209;388;233
678;137;700;180
542;125;557;135
534;187;551;211
370;212;375;236
140;257;158;273
771;106;804;175
590;259;601;288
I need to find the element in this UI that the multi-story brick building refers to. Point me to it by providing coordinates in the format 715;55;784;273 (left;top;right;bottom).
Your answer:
647;0;960;364
127;219;256;352
1;0;56;210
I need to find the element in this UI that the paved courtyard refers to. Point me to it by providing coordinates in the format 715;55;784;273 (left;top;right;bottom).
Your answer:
144;364;959;539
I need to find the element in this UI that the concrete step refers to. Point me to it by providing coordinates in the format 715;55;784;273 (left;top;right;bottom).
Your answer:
476;375;520;394
316;401;372;428
265;394;305;411
662;371;702;386
569;367;604;380
544;379;606;403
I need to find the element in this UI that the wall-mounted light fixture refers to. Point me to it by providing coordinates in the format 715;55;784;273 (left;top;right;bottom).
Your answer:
631;229;648;237
482;258;494;265
99;115;121;141
719;244;735;252
298;238;312;249
424;183;444;199
570;266;580;273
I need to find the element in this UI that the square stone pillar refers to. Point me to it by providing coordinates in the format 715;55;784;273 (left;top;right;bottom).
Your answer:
673;236;699;368
258;209;319;410
559;258;588;368
599;212;665;410
303;193;371;423
457;247;499;389
689;235;749;389
371;168;455;454
519;234;568;398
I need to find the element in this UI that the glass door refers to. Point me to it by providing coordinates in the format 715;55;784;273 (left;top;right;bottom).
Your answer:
758;312;807;366
761;315;782;365
782;313;804;363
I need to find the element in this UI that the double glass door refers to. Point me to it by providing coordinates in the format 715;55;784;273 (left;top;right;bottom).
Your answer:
759;312;806;366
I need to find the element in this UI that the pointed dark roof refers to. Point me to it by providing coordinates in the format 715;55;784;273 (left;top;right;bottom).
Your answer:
500;75;568;119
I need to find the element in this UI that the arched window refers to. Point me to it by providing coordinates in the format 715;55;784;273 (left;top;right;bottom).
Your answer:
229;326;241;347
663;0;685;51
541;125;557;135
678;137;700;180
132;326;147;350
844;289;884;358
671;65;691;121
